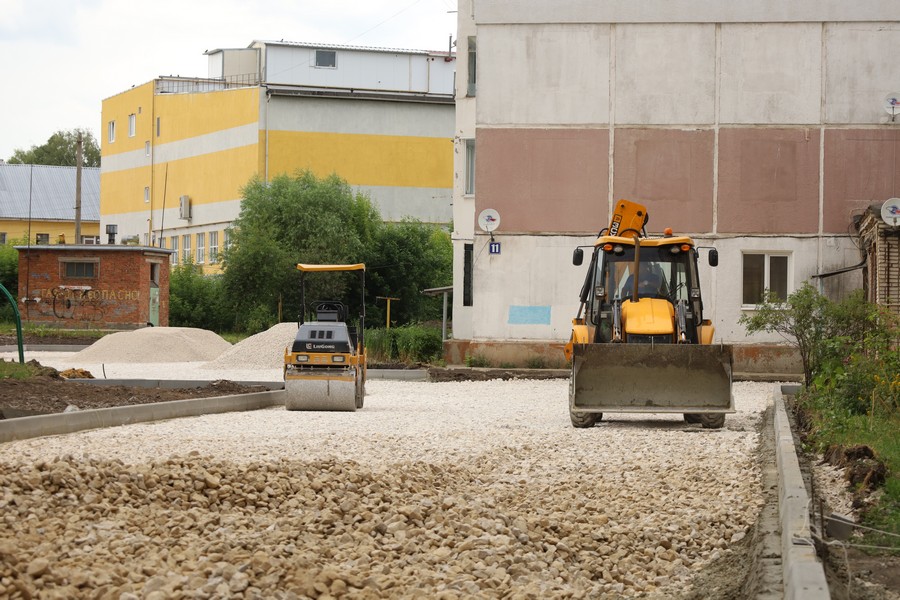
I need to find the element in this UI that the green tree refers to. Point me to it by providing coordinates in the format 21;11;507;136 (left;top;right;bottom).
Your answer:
739;283;887;387
222;171;383;331
168;263;231;332
0;243;17;294
7;129;101;167
365;220;452;326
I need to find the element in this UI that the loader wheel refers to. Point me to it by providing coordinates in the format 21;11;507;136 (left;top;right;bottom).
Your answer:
698;413;725;429
683;413;702;424
570;410;600;428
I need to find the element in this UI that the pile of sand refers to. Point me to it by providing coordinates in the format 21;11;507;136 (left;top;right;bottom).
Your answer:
201;322;298;370
71;327;232;364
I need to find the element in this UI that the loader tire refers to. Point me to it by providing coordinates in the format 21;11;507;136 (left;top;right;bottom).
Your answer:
698;413;726;429
683;413;702;424
570;410;600;428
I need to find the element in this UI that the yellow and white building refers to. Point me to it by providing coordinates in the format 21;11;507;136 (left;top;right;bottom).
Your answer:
100;41;456;272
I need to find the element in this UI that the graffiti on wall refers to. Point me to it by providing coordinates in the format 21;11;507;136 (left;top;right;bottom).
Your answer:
23;286;141;323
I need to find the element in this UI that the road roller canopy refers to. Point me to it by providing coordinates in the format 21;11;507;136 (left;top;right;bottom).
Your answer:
296;263;366;272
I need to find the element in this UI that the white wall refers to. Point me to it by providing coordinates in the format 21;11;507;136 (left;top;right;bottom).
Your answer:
719;24;822;124
478;24;611;126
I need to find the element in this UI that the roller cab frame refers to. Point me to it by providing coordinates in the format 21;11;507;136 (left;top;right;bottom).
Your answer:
283;263;367;411
564;200;734;429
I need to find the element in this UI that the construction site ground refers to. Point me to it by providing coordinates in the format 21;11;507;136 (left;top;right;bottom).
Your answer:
1;328;898;598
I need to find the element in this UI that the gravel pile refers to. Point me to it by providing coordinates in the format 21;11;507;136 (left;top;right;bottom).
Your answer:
0;380;770;598
71;328;232;364
202;323;298;371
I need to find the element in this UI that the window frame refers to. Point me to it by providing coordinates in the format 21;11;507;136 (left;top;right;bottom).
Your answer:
60;259;98;279
35;233;50;245
128;113;136;137
315;49;337;68
467;36;477;97
465;139;476;195
107;120;116;143
182;234;191;264
741;251;791;308
0;232;6;245
208;231;219;264
195;232;205;264
170;236;179;264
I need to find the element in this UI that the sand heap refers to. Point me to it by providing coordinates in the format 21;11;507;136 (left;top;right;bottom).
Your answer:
201;322;298;370
71;327;232;364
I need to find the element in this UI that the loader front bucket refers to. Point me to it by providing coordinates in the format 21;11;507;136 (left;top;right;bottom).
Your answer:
570;343;734;414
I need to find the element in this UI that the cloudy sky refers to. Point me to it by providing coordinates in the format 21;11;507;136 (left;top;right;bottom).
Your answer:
0;0;458;160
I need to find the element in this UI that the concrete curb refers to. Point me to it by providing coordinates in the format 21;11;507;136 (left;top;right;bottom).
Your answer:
367;369;427;381
773;384;830;600
0;390;285;443
0;344;90;353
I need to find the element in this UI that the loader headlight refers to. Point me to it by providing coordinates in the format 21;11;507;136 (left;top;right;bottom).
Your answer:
296;355;310;363
332;355;346;363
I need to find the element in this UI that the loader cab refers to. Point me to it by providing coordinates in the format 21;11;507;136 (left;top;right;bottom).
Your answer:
582;240;706;343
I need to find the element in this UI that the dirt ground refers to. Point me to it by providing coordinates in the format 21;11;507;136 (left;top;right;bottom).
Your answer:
0;333;268;418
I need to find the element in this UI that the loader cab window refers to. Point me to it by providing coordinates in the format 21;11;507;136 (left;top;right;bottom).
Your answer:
596;247;692;305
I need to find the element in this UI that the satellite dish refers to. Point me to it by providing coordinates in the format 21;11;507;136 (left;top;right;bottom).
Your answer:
478;209;500;232
881;198;900;227
884;92;900;117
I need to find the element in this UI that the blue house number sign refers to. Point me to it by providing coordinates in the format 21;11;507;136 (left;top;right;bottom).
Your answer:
489;241;501;255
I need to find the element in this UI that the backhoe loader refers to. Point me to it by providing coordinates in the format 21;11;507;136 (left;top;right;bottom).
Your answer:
564;200;733;428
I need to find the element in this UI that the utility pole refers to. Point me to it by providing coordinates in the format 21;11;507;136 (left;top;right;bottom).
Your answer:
75;132;83;243
376;296;400;328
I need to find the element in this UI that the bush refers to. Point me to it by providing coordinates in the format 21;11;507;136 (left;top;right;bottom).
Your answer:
364;324;443;364
169;264;232;331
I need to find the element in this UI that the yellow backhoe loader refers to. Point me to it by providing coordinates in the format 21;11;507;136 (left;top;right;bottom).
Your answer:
564;200;733;428
283;264;366;411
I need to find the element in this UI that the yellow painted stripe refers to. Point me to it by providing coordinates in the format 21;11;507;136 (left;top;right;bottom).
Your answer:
100;145;259;216
266;130;452;189
284;374;356;382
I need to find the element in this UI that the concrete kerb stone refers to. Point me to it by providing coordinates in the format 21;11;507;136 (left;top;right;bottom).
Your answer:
0;390;285;444
772;384;830;600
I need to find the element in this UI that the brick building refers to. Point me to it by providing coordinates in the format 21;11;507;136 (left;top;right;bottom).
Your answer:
16;245;173;329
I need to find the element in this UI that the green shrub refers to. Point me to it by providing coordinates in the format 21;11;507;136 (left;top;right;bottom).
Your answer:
465;353;491;368
525;356;547;369
365;327;395;363
393;324;442;363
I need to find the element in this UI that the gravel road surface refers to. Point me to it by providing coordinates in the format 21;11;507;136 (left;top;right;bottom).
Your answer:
0;377;770;599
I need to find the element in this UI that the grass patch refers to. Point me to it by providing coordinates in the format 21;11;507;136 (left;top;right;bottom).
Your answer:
0;322;107;340
0;360;37;380
802;406;900;550
465;353;491;368
219;331;249;344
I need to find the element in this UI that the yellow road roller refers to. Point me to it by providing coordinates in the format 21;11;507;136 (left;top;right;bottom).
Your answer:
283;263;366;411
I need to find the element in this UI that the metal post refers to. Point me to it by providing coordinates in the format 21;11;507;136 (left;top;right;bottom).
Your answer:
441;291;448;341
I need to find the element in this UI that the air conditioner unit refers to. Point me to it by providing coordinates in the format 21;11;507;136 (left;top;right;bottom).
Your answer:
179;195;191;220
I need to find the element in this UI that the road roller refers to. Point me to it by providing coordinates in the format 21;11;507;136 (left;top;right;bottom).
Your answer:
283;263;366;411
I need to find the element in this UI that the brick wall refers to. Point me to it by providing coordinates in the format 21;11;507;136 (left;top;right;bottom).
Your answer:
16;247;172;329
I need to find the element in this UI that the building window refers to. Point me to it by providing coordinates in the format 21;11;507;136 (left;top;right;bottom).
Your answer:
171;236;178;264
465;139;476;195
62;261;97;279
156;117;161;137
0;232;6;245
467;37;477;97
463;243;473;306
196;232;205;264
742;252;790;305
145;141;150;156
80;236;100;245
209;231;219;264
107;121;116;143
182;234;191;264
224;229;232;252
35;233;49;245
128;114;136;137
315;49;337;68
144;186;150;203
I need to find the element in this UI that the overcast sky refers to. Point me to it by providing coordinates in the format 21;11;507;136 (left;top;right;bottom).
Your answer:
0;0;459;160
